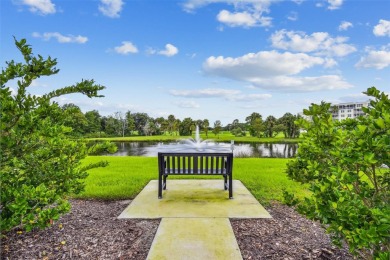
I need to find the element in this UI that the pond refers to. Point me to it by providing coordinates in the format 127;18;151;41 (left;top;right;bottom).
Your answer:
103;142;298;158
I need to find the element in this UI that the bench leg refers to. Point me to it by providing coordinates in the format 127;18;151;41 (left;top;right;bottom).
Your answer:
158;173;162;199
163;175;167;190
224;175;228;190
229;175;233;199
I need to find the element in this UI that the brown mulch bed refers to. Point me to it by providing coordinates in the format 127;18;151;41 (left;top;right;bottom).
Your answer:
1;200;353;259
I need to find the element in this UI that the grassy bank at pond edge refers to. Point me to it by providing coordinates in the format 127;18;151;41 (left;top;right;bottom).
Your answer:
77;156;309;204
87;131;301;143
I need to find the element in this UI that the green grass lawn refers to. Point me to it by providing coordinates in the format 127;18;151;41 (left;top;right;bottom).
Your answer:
77;156;309;204
87;131;301;143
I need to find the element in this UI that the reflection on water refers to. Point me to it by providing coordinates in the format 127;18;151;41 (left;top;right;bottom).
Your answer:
104;142;298;158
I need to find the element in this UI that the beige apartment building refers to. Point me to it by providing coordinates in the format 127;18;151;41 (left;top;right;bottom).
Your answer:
298;101;369;122
331;101;369;121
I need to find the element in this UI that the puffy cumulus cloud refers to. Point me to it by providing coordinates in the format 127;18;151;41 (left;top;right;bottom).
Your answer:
32;32;88;43
203;51;352;92
355;46;390;69
373;19;390;37
270;29;356;57
217;9;271;27
99;0;124;18
158;44;179;57
327;0;343;10
204;51;326;80
249;75;353;92
18;0;56;15
217;10;257;27
338;21;353;31
114;41;138;55
174;100;200;108
170;88;272;102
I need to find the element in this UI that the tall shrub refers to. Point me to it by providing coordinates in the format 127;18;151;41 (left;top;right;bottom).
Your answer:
285;87;389;258
0;38;108;232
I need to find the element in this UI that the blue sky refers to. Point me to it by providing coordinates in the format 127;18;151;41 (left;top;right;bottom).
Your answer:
1;0;389;125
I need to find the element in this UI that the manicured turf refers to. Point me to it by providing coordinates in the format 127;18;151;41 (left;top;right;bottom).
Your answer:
77;156;309;204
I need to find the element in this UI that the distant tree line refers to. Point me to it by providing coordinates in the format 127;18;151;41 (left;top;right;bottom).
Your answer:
61;104;301;138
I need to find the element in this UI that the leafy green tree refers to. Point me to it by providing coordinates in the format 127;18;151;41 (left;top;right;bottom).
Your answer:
167;114;176;135
143;119;159;136
285;87;389;258
231;126;245;137
212;120;222;138
173;118;181;136
114;111;128;137
246;112;262;137
155;117;167;134
263;115;277;137
104;115;121;136
203;119;210;137
0;38;108;232
125;110;135;135
85;110;102;135
61;103;88;136
279;113;300;138
195;119;203;130
179;117;193;136
132;112;149;136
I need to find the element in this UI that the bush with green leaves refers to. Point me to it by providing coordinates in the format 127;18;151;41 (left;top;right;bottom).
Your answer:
285;87;389;258
0;38;112;232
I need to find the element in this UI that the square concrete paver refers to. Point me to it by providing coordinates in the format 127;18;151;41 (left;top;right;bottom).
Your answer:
118;180;271;218
146;218;243;260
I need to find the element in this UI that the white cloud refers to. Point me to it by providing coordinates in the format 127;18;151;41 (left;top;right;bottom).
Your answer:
373;19;390;37
327;0;343;10
270;29;356;57
99;0;124;18
338;21;353;31
227;93;272;101
113;41;138;55
170;88;240;98
170;88;272;102
204;51;327;79
203;51;352;92
158;44;179;57
287;11;298;21
338;93;369;103
217;10;257;27
183;0;273;28
249;75;352;91
182;0;268;12
32;32;88;43
19;0;56;15
355;46;390;69
174;100;200;108
217;9;271;27
30;79;48;88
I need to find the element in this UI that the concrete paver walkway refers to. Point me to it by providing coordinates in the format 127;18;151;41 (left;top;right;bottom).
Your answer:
118;180;271;218
118;180;271;259
147;218;242;260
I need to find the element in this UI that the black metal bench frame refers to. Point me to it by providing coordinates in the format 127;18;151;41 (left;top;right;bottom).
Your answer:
158;152;234;199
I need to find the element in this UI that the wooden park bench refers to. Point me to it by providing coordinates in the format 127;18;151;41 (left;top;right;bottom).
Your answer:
158;152;234;199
